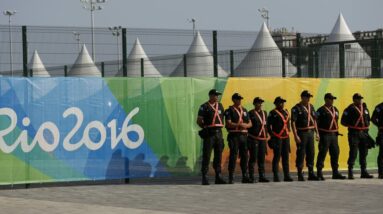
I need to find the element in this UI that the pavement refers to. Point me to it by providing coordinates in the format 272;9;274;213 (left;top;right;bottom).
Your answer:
0;175;382;214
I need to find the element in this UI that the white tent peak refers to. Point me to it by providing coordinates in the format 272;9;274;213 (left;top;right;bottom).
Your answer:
69;44;101;77
29;50;50;77
251;22;278;49
170;31;228;77
187;31;211;54
116;37;161;77
129;38;150;59
327;13;355;42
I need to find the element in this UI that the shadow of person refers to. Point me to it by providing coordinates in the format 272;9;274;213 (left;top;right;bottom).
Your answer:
173;156;192;177
105;149;130;180
129;153;152;178
154;155;170;177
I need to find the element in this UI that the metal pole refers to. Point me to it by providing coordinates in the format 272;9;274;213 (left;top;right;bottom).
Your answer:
213;30;218;77
230;50;234;77
117;35;120;68
91;8;95;61
8;15;13;75
22;26;28;77
122;28;127;77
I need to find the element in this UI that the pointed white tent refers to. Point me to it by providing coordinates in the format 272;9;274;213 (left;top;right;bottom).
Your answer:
235;23;296;77
29;50;50;77
68;44;101;77
318;14;371;77
116;38;161;77
171;31;228;77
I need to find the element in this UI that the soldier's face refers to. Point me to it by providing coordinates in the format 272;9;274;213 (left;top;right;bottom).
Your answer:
301;96;310;103
233;99;241;106
325;98;334;106
276;102;284;109
353;98;362;105
254;103;262;109
210;95;219;102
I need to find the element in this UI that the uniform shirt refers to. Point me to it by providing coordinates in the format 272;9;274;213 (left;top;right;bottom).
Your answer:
267;108;290;139
198;102;224;128
291;103;317;130
341;103;370;132
316;105;339;133
372;102;383;131
248;109;268;140
224;105;250;132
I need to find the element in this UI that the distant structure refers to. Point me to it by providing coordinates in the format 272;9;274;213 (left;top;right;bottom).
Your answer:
171;31;228;77
235;22;296;77
318;13;371;77
68;44;101;77
29;50;50;77
116;38;161;77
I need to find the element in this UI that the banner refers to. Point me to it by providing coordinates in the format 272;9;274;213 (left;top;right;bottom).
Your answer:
0;77;382;185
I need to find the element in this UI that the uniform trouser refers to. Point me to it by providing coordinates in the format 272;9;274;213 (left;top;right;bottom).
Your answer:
247;137;267;175
228;133;248;175
270;137;290;175
201;129;224;175
296;130;315;170
316;133;340;172
376;133;383;174
347;131;369;170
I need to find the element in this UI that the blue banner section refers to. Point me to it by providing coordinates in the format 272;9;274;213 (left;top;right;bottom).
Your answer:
0;78;161;184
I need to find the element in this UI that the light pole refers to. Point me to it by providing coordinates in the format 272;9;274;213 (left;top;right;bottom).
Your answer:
108;26;122;68
258;8;270;29
80;0;107;62
73;31;81;52
188;18;196;36
3;10;16;76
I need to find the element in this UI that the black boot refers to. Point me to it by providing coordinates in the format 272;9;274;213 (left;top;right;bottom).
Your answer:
361;170;374;179
332;170;346;180
259;173;269;183
242;173;252;183
273;173;280;182
215;173;227;184
308;168;319;181
298;169;305;181
317;169;325;181
228;173;234;184
249;171;256;183
202;174;209;185
379;167;383;179
283;173;294;182
348;167;354;180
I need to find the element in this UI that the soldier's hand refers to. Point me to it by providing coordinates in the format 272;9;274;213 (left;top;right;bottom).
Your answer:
315;133;320;142
294;135;301;144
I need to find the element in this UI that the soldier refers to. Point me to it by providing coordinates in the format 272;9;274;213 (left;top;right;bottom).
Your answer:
341;93;374;179
248;97;270;183
316;93;346;180
371;101;383;179
225;93;252;184
267;96;293;182
291;90;319;181
197;89;227;185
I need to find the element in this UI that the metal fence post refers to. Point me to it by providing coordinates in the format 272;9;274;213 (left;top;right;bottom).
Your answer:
339;43;345;78
281;48;286;77
122;28;127;77
141;58;144;77
314;49;319;78
296;33;302;77
308;47;314;78
230;50;234;77
22;26;28;77
101;62;105;77
372;36;381;78
213;30;218;77
64;65;68;77
183;54;187;77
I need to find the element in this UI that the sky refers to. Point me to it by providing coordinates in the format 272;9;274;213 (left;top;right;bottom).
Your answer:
1;0;383;33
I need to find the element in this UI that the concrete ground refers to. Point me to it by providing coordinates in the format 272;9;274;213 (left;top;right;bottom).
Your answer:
0;174;382;214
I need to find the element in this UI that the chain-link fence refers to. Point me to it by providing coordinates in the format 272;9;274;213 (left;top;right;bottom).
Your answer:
0;25;382;78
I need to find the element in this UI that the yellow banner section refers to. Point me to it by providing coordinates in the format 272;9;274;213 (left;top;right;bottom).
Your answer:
221;78;383;171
